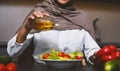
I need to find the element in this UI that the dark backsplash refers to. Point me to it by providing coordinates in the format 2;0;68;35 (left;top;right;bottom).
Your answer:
0;42;8;56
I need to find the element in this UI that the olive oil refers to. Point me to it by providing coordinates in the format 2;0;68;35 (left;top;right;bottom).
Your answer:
34;17;55;31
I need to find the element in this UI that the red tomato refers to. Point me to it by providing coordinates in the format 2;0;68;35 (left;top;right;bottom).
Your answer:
6;62;17;71
42;53;50;59
58;52;65;57
115;51;120;58
75;56;83;59
96;46;111;57
101;54;116;61
96;45;117;57
108;45;117;52
95;44;118;67
112;51;120;59
64;54;70;58
0;64;6;71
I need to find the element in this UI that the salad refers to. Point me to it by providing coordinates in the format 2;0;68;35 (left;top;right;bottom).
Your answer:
39;48;84;60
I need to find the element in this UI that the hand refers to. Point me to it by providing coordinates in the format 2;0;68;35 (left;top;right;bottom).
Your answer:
24;10;49;30
81;58;87;66
89;53;96;65
89;51;104;67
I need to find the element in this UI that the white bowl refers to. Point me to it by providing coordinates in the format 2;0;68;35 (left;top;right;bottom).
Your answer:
41;59;82;68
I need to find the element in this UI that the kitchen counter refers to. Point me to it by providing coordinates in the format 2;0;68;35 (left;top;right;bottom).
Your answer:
0;42;119;71
16;63;103;71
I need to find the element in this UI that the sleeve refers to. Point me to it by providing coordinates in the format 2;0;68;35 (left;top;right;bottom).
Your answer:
83;31;100;65
7;33;34;58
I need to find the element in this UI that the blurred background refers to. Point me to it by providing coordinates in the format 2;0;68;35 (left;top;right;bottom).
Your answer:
0;0;120;44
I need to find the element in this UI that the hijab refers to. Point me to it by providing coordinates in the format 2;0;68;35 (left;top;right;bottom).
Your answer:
53;0;74;10
28;0;96;39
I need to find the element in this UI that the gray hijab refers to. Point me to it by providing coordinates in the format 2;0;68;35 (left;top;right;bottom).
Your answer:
27;0;95;39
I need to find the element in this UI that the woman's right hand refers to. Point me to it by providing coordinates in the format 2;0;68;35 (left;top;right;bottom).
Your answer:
16;11;49;43
24;10;49;31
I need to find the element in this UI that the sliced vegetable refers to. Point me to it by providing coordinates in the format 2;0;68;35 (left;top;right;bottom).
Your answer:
39;48;84;60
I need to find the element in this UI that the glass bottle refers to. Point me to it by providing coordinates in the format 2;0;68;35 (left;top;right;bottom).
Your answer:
34;16;55;31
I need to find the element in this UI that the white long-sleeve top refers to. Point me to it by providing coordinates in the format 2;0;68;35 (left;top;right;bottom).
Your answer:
7;29;100;64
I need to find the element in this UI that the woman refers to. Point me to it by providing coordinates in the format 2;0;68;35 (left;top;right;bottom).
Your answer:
7;0;100;65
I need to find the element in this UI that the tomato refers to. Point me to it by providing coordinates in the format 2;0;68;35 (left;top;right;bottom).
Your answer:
115;51;120;58
6;62;17;71
64;54;70;59
96;46;111;57
96;45;117;57
101;54;116;61
58;52;65;57
42;53;50;59
75;56;83;59
112;51;120;59
58;52;71;58
95;44;118;68
0;64;6;71
107;45;117;52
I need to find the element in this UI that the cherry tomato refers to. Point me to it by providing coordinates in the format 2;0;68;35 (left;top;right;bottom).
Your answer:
6;62;17;71
64;54;70;58
42;53;50;59
58;52;65;57
75;56;83;59
0;64;6;71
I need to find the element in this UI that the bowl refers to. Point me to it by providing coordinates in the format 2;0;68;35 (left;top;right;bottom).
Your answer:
41;59;82;68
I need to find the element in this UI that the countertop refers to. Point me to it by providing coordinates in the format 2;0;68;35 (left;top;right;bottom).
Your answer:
16;63;103;71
